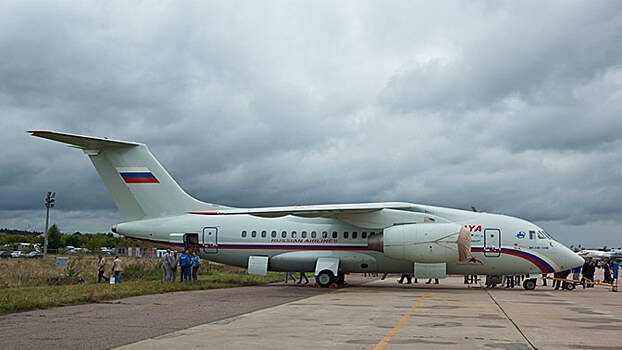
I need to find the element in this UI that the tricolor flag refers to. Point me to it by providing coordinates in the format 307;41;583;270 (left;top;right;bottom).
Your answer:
117;167;160;184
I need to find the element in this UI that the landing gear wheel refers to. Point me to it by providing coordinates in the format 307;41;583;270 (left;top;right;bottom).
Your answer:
563;281;575;291
316;270;335;288
523;279;536;290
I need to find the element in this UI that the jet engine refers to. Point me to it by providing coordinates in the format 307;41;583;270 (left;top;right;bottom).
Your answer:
368;223;471;263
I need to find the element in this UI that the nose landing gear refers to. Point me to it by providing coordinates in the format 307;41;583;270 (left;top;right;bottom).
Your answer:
523;278;537;290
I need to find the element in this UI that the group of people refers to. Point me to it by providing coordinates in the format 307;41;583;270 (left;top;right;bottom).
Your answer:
397;274;439;284
96;255;123;283
97;250;200;284
162;249;201;283
579;257;616;287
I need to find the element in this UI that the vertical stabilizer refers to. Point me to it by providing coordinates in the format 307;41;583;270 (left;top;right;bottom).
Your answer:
29;130;225;221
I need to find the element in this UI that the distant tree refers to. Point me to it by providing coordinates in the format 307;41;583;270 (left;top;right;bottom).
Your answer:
47;224;64;250
65;233;83;247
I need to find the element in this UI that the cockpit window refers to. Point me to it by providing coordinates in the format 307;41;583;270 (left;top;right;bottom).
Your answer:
537;231;545;239
529;230;535;239
543;231;553;240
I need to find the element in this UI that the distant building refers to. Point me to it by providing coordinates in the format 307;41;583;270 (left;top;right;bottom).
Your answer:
14;242;32;251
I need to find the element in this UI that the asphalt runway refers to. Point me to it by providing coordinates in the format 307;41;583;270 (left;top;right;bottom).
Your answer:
2;275;621;350
0;278;334;350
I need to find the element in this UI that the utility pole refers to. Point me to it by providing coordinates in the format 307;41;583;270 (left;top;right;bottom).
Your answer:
44;191;55;262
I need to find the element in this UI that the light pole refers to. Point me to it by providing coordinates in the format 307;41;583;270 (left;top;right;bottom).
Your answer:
44;192;55;262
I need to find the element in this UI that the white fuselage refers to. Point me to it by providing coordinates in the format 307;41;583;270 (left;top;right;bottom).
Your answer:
115;204;583;276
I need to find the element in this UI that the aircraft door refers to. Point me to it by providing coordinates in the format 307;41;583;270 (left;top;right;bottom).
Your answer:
484;228;501;257
184;233;199;252
202;227;218;254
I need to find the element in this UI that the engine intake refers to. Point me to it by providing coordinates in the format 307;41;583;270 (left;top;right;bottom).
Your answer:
368;223;471;263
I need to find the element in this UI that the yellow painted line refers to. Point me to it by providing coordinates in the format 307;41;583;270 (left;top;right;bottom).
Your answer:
373;290;431;350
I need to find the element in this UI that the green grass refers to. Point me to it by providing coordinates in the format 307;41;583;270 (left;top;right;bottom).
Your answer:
0;257;283;315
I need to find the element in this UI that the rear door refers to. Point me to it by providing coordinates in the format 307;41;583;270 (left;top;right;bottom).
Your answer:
202;227;218;254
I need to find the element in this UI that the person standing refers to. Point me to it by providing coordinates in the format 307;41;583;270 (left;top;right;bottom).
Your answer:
297;271;309;284
97;255;108;283
284;272;296;283
572;265;582;281
191;251;200;281
504;275;515;288
162;249;172;283
111;255;123;284
582;257;595;288
397;274;412;284
603;259;613;284
179;250;190;282
170;251;179;282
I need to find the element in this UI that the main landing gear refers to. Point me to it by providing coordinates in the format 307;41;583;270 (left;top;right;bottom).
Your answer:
315;270;346;288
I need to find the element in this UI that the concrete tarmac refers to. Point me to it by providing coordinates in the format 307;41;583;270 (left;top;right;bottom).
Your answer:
116;276;622;350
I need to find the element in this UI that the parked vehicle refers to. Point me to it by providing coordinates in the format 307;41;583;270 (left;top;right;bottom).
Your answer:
24;251;44;259
0;251;11;258
10;251;24;258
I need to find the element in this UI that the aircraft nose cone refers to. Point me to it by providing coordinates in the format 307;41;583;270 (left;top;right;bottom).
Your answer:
571;252;585;269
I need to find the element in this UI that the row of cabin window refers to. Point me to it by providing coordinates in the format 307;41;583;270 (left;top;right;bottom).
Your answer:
240;230;373;239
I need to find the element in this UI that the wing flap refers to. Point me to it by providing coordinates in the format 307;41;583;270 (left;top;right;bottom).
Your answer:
188;202;414;218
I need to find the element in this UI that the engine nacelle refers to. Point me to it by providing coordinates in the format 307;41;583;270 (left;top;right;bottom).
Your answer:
369;223;471;263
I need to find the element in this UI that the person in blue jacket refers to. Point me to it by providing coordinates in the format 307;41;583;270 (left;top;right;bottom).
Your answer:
191;251;201;281
179;250;190;282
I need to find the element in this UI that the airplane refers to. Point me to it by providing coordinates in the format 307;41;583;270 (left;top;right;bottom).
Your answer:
577;249;622;262
29;130;584;290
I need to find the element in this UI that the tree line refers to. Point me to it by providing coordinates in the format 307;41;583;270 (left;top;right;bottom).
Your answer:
0;225;155;251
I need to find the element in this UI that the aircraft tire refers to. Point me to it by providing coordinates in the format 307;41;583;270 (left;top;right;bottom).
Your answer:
523;279;536;290
316;270;335;288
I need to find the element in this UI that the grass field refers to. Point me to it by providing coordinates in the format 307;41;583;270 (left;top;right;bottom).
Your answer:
0;255;283;315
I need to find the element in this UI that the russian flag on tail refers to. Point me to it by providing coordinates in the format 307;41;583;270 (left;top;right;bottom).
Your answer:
117;167;159;184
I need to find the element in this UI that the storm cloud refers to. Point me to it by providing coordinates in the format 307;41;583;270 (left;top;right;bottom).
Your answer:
1;1;621;246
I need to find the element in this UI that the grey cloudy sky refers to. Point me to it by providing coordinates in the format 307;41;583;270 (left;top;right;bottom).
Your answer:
1;1;621;247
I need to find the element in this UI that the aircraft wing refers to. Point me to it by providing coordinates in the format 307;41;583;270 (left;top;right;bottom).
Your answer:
187;202;414;218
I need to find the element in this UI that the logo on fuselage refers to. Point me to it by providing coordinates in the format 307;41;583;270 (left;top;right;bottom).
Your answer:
516;231;526;239
464;225;482;232
467;257;483;264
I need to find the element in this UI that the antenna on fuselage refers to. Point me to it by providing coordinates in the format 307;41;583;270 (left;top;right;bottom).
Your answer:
471;206;477;212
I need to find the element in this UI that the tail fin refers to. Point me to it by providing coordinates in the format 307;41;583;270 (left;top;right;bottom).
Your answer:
29;130;225;221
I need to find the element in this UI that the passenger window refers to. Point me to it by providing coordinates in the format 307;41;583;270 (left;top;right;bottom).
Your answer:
271;230;277;238
282;231;287;238
292;231;297;238
529;230;535;240
322;231;328;238
261;230;267;238
332;231;338;238
361;232;367;239
311;231;317;238
352;232;357;239
241;230;247;238
301;231;307;238
344;232;349;239
251;230;257;238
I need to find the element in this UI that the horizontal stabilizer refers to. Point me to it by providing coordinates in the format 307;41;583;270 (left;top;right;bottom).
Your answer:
28;130;138;149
